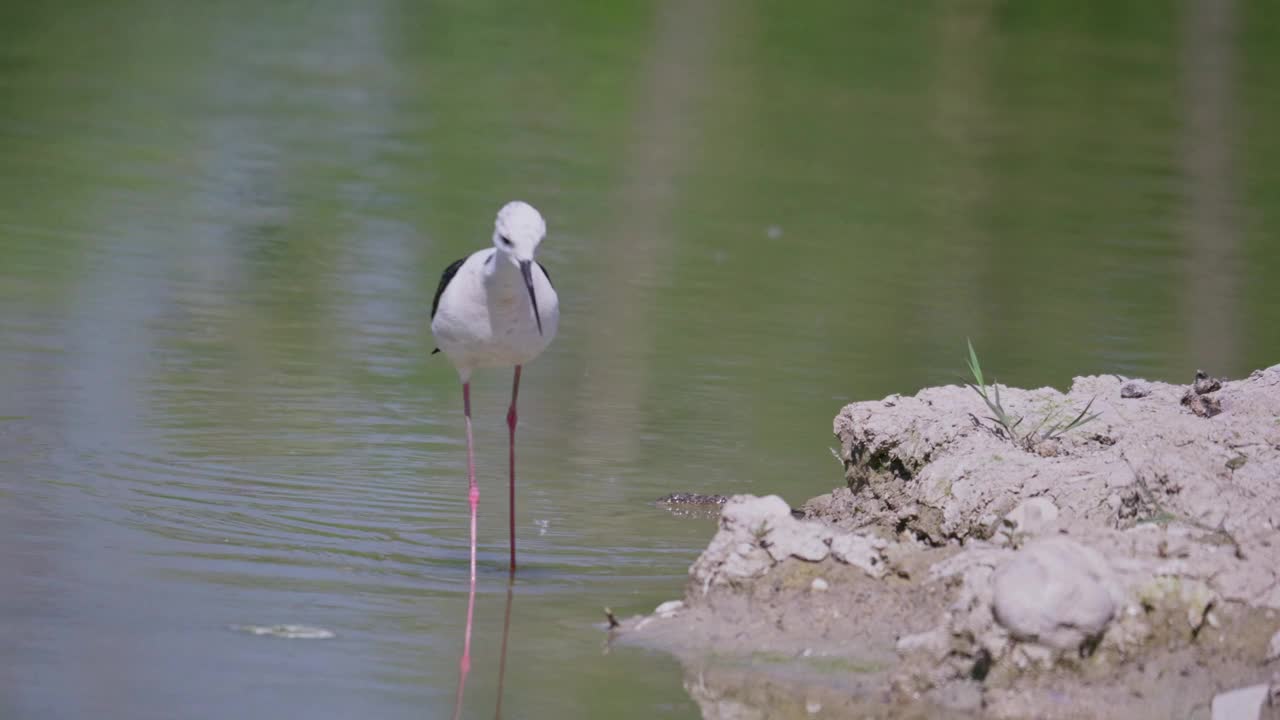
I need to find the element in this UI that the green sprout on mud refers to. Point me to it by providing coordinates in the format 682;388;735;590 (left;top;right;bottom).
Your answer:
965;339;1101;450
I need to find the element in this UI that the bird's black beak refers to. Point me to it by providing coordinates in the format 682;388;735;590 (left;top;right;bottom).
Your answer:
520;260;543;335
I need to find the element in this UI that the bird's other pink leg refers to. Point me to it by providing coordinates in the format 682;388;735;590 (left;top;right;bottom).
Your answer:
506;365;522;572
453;381;478;720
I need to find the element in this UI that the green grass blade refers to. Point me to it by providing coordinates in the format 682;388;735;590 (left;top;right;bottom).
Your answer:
966;339;984;387
1044;397;1101;439
1060;397;1101;433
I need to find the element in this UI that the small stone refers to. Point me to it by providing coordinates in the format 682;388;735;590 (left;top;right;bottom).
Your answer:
654;600;684;618
810;577;829;592
805;700;822;714
725;495;793;527
991;537;1120;651
1182;389;1223;418
1194;369;1223;395
1121;382;1151;399
1211;684;1269;720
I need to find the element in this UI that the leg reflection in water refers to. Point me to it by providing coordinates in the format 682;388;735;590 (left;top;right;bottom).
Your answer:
451;570;518;720
493;571;516;719
450;560;478;720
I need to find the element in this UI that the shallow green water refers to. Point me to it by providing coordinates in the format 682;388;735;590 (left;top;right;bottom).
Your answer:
2;2;1279;718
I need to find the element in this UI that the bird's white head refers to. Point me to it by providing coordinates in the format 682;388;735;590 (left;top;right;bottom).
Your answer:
492;201;549;336
493;201;546;263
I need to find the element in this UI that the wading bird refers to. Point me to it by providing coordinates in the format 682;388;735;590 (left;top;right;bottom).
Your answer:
433;201;557;694
430;200;559;574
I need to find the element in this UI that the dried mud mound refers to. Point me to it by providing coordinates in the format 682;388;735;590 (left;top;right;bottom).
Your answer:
823;368;1276;547
616;366;1280;719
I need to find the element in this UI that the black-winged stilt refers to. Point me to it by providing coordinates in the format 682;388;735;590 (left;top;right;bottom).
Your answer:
431;200;557;611
434;202;557;695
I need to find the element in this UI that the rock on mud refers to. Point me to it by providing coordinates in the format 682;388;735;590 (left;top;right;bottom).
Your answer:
991;537;1122;650
1211;684;1271;720
689;495;889;592
1121;381;1151;398
615;365;1280;719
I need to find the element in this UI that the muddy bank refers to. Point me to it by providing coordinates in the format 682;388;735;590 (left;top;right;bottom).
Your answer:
615;366;1280;719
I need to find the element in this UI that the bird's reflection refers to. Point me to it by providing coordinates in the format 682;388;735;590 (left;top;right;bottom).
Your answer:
450;569;518;720
492;570;516;719
450;560;479;720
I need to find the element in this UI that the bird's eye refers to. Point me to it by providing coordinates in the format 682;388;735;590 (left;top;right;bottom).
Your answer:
500;235;513;247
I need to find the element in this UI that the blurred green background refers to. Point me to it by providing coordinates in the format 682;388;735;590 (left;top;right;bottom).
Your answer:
2;1;1277;718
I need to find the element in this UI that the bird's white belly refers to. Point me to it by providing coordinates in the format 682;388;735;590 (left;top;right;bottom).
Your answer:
433;285;558;370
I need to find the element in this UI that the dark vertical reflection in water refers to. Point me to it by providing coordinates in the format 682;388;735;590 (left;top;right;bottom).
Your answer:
450;570;516;720
492;572;517;720
1181;0;1242;371
568;0;725;476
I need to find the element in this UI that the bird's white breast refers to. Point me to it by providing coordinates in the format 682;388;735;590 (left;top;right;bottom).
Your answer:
430;250;559;373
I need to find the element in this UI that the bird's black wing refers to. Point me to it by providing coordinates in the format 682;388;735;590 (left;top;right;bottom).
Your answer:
431;257;467;319
536;261;553;289
430;257;467;355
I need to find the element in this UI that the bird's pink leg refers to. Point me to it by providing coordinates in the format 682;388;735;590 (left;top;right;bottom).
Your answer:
452;381;478;720
506;366;522;572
